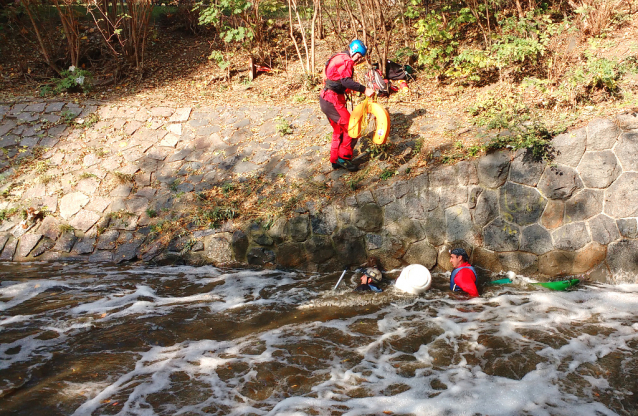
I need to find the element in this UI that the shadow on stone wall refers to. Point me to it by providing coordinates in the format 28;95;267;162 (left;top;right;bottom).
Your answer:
1;97;637;283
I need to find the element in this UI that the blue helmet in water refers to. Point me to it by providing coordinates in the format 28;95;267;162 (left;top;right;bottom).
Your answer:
349;40;367;58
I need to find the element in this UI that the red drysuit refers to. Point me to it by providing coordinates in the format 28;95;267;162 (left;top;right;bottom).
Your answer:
319;52;367;163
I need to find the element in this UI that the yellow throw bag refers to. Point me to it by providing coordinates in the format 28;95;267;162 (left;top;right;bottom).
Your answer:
347;99;368;139
368;103;390;145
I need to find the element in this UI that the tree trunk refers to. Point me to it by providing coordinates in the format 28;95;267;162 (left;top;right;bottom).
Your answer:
515;0;524;18
53;0;80;68
287;0;307;73
23;0;59;74
353;0;368;46
291;0;310;72
321;1;347;49
311;0;319;73
318;1;324;39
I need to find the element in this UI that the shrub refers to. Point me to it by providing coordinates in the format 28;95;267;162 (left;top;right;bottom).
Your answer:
414;9;469;74
200;206;238;228
199;0;255;43
571;0;625;37
468;92;555;161
41;66;92;95
209;50;230;71
567;53;623;92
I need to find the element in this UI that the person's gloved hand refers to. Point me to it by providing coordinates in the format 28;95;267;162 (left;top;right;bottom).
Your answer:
364;87;375;97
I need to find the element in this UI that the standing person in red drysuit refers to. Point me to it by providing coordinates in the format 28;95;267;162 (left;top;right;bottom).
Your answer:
320;40;375;172
449;248;479;297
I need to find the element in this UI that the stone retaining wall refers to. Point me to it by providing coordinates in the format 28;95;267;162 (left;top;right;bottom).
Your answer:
1;98;637;282
196;113;638;281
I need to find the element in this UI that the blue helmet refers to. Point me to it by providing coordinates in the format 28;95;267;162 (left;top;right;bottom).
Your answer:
349;40;367;58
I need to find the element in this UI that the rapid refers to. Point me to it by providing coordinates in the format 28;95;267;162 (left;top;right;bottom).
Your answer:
1;262;637;416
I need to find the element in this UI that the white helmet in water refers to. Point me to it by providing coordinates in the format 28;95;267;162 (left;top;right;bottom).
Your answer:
395;264;432;295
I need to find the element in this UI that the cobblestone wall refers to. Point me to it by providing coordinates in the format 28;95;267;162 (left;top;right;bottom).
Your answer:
197;114;638;282
1;98;637;282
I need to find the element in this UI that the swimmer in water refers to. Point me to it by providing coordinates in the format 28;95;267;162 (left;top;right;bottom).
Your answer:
354;257;384;292
449;248;479;297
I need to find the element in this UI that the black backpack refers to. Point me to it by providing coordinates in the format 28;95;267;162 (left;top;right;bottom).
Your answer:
385;60;415;81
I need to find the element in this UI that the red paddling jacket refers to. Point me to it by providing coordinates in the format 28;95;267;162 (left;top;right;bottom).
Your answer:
323;52;366;95
450;262;479;297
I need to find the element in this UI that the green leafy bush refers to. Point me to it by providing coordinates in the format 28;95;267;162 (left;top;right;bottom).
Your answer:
41;66;92;96
485;123;553;160
491;13;553;67
414;8;475;74
415;8;566;84
468;92;555;160
198;0;254;44
566;53;623;93
209;50;230;71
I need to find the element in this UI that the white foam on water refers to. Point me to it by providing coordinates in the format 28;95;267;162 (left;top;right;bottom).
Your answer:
60;381;113;401
0;333;59;370
0;280;64;311
64;268;309;321
62;283;638;415
0;314;31;326
2;264;638;415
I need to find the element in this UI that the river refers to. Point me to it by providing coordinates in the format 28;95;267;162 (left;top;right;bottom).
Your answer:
1;261;637;415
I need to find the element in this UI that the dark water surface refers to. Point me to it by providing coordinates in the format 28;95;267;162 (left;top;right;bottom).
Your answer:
1;262;637;415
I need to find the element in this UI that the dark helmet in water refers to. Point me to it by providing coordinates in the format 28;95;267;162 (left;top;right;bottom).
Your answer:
351;267;382;285
363;267;382;284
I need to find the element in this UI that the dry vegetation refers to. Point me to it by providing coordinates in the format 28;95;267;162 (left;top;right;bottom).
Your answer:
1;0;638;231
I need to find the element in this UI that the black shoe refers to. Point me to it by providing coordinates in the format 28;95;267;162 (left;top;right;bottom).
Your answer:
334;158;359;172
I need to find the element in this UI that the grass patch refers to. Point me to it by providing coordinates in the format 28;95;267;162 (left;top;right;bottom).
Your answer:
275;117;293;136
221;182;236;195
79;172;98;180
113;171;134;183
38;174;54;185
82;113;99;129
0;208;18;222
108;210;135;219
149;219;179;235
199;206;238;228
380;168;396;180
33;160;49;174
58;223;74;233
93;147;108;157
